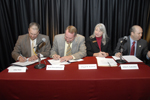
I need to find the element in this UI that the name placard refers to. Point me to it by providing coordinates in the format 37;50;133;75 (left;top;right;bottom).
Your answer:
120;64;139;70
8;66;27;73
46;65;65;70
78;64;97;69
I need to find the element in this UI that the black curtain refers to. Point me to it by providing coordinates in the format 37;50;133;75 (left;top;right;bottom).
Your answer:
0;0;150;72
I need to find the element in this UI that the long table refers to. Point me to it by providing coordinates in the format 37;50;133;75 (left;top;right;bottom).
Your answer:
0;57;150;100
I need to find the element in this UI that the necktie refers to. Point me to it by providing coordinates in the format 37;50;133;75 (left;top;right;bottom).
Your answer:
66;43;72;56
31;40;36;56
130;41;135;55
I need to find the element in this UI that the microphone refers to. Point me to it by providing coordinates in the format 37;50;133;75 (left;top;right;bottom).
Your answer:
34;38;46;69
116;36;128;64
120;36;128;45
34;38;46;49
37;38;46;47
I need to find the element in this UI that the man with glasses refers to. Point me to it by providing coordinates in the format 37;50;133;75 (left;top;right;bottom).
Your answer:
12;22;51;62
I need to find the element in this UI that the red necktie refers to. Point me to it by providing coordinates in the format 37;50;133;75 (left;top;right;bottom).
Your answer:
130;41;135;55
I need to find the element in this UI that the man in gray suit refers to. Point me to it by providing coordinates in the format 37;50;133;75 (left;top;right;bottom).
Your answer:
114;25;150;61
12;22;51;62
50;25;86;62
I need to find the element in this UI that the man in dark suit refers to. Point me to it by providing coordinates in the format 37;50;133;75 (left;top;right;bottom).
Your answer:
114;25;150;61
50;25;86;62
12;22;51;62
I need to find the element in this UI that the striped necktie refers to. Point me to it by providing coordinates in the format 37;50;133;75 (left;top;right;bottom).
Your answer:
66;43;72;56
31;40;36;56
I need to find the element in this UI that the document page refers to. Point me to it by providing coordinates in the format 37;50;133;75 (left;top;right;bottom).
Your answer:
48;59;84;65
48;59;70;65
69;59;84;62
96;57;117;67
112;56;124;60
12;61;37;66
11;57;47;66
122;55;142;62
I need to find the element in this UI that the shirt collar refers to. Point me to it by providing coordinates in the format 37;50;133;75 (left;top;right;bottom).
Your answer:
130;36;137;44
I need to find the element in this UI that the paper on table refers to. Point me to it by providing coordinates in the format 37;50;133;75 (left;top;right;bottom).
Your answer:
11;57;47;66
122;55;142;62
48;59;70;65
112;56;125;60
96;57;117;67
48;59;84;65
69;59;84;62
12;61;37;66
40;57;47;60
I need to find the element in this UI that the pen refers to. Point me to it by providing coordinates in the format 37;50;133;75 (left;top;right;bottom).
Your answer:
20;54;27;62
67;61;71;63
47;60;51;65
107;62;111;67
60;59;71;63
44;60;46;64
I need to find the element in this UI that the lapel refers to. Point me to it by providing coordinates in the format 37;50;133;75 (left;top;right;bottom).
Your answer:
36;34;40;53
36;34;41;46
91;37;99;49
36;34;46;52
62;37;65;56
60;34;65;56
72;36;77;54
127;36;130;54
27;34;31;56
72;34;82;53
136;40;142;56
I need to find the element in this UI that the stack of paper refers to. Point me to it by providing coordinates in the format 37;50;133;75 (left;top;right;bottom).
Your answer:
11;57;47;66
69;59;84;62
48;59;84;65
48;59;70;65
96;57;117;67
112;55;142;62
12;61;37;67
122;55;142;62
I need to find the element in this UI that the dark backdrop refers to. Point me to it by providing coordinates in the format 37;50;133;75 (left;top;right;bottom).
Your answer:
0;0;150;72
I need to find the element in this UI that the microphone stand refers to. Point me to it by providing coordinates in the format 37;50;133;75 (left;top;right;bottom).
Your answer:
116;45;126;64
34;46;46;69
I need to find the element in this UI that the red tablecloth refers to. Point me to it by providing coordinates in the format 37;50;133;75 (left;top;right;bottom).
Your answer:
0;57;150;100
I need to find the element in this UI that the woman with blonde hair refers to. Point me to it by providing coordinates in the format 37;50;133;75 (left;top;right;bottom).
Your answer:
86;23;112;57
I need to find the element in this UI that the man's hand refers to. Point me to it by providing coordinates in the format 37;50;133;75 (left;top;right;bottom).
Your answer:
60;55;73;62
93;51;109;57
115;52;121;57
147;51;150;58
18;56;27;62
100;52;109;57
28;55;38;61
53;54;60;60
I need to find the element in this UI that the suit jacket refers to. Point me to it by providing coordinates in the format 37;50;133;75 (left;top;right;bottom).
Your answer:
50;34;86;59
114;36;148;61
86;37;112;56
12;34;51;61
